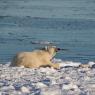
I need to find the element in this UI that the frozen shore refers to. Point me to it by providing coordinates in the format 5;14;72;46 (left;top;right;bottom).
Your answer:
0;59;95;95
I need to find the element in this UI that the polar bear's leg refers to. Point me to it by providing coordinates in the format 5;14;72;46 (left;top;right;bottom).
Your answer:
50;63;60;69
47;62;60;69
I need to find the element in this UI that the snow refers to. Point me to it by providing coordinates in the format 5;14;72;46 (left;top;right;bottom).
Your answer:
0;59;95;95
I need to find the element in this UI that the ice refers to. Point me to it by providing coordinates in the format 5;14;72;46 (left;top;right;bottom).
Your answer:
0;59;95;95
88;62;95;67
59;61;81;67
52;58;81;68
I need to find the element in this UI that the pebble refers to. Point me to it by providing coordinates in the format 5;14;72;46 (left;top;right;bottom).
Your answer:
41;85;61;95
91;64;95;68
88;62;95;67
20;86;30;93
36;82;48;88
0;60;95;95
62;83;78;90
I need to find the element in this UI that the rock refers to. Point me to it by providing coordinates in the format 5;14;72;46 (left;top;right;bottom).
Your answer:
91;64;95;68
51;79;57;85
20;86;30;93
88;62;95;67
0;59;95;95
65;76;72;81
36;82;48;88
41;85;61;95
62;83;78;90
41;79;51;86
0;82;5;87
84;76;90;81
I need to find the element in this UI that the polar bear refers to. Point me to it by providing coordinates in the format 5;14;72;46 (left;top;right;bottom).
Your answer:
10;46;60;69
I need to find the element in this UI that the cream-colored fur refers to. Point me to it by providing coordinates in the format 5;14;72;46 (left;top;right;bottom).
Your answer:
10;46;59;69
79;64;90;68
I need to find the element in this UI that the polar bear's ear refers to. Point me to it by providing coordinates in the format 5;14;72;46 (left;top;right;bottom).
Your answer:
45;46;48;51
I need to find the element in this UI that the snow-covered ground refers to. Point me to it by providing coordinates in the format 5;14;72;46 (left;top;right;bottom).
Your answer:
0;59;95;95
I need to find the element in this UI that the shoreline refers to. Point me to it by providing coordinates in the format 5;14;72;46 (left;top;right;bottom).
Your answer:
0;60;95;95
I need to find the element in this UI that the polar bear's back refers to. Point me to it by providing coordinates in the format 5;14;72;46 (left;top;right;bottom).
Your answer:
11;50;50;68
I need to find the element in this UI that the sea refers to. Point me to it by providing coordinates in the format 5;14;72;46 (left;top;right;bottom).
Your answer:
0;0;95;64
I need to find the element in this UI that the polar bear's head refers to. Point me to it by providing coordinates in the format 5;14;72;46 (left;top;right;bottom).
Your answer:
44;46;60;57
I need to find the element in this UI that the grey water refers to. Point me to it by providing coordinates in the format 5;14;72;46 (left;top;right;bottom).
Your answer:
0;0;95;63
